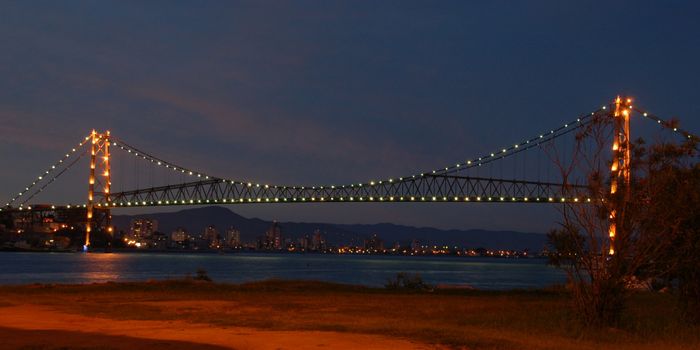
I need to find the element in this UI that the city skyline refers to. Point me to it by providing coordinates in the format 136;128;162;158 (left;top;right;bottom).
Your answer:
120;215;530;257
110;206;551;252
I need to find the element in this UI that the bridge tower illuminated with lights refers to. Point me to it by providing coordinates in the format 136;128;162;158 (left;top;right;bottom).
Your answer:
1;96;696;254
608;97;632;256
85;129;113;251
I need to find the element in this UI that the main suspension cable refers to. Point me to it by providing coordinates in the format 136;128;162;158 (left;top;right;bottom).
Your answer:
21;147;89;205
109;106;608;192
6;134;91;207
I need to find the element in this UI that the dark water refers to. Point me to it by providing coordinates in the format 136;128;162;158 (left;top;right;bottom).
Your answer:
0;252;565;290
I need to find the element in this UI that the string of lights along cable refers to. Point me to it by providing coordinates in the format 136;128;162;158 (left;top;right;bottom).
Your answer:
2;96;697;252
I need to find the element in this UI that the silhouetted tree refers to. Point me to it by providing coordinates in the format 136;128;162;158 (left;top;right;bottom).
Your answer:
630;139;700;323
547;112;699;326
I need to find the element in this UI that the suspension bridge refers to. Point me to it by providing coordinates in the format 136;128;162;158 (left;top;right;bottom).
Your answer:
1;97;696;252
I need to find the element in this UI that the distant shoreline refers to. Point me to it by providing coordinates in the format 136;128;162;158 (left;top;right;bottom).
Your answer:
0;248;548;259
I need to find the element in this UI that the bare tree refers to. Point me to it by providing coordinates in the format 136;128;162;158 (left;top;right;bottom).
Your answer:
547;112;699;327
547;112;627;327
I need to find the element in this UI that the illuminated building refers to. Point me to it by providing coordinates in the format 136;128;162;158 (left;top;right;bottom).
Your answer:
311;229;326;251
298;234;311;251
171;227;188;247
364;233;384;251
203;225;221;248
260;221;283;250
225;226;240;248
410;239;421;251
129;218;158;241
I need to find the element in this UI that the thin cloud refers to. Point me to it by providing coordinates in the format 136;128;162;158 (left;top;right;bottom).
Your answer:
0;110;82;151
126;84;425;171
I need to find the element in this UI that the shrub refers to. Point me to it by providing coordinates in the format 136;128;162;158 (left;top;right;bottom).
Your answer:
385;272;432;291
194;268;212;282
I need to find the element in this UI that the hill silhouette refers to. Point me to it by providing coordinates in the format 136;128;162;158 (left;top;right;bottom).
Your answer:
113;206;547;251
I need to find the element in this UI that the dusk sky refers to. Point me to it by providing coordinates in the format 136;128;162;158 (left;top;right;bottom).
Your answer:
2;1;699;233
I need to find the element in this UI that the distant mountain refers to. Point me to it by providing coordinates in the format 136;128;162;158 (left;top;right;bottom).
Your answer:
113;206;547;251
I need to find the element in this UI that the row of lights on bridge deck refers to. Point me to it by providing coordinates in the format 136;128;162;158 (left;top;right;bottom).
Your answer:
113;109;599;193
104;196;594;207
7;193;596;212
5;134;93;207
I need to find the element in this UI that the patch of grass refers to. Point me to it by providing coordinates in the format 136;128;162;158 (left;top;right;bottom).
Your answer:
194;268;212;282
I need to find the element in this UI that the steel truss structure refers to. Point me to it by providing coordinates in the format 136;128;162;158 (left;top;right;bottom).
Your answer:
107;175;590;207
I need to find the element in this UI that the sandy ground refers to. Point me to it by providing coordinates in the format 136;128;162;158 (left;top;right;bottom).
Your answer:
0;304;445;350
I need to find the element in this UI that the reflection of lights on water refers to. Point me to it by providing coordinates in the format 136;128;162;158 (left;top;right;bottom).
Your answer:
80;271;122;281
79;252;128;282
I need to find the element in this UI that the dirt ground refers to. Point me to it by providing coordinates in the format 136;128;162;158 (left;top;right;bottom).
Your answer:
0;280;697;350
0;303;442;350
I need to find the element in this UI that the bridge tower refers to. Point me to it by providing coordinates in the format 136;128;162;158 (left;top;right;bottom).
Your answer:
85;129;112;251
608;96;632;256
